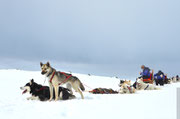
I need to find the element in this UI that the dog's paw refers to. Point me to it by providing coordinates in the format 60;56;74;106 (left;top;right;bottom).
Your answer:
48;98;53;102
27;97;31;100
55;98;58;101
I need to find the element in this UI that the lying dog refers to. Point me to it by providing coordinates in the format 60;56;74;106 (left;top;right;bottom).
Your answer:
89;88;118;94
136;78;159;90
164;78;171;84
118;80;131;87
119;83;136;94
20;79;75;101
172;77;177;83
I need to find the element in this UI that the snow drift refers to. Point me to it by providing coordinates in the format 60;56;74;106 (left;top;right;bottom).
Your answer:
0;69;179;119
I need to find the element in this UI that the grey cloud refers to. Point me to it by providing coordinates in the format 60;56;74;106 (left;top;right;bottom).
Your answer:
0;0;180;78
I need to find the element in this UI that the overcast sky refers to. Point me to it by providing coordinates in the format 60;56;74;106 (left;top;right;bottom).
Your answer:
0;0;180;78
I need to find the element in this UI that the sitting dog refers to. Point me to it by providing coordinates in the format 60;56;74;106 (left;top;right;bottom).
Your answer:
20;79;75;101
136;78;160;90
119;82;136;94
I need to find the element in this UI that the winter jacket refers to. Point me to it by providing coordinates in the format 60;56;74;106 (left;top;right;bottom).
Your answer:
154;71;165;80
140;67;150;77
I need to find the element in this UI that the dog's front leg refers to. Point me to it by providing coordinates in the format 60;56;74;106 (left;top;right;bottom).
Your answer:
49;82;53;101
54;85;59;101
31;96;39;100
27;96;37;100
27;96;33;100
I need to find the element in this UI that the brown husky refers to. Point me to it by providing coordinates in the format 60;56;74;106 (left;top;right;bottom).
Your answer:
40;62;85;101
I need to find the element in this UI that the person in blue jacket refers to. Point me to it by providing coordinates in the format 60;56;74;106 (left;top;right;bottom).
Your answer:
154;70;165;86
176;75;179;81
140;65;151;79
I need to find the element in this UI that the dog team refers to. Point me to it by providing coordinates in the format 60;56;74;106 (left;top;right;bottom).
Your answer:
119;65;179;94
20;62;180;101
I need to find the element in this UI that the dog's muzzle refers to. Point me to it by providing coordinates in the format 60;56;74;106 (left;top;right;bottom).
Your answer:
41;71;47;75
20;87;27;94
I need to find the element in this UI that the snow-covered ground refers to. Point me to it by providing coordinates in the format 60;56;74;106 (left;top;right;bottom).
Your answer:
0;69;179;119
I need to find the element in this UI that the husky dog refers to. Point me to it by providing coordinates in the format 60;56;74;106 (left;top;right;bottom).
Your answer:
118;80;131;87
20;79;75;101
136;78;159;90
172;77;177;83
40;62;85;101
164;78;171;84
119;83;136;94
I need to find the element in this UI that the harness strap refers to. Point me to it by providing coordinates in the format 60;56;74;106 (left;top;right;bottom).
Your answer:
127;86;131;92
58;72;72;85
49;71;72;85
49;71;56;83
144;85;149;90
37;87;46;92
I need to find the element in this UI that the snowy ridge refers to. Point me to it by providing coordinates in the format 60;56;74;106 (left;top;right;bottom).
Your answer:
0;69;179;119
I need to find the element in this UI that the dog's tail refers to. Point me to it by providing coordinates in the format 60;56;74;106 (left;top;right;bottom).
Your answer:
80;81;85;91
77;79;85;91
75;77;85;91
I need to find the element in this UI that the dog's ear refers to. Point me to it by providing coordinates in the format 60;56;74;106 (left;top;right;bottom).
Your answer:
30;79;34;85
31;79;34;83
40;62;43;67
120;80;124;84
47;62;50;67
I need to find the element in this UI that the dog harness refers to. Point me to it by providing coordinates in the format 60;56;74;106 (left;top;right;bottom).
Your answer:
58;72;72;85
49;71;56;83
127;86;132;93
144;85;149;90
49;71;72;85
37;87;46;92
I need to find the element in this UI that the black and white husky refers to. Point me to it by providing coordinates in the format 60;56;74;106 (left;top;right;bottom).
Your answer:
20;79;75;101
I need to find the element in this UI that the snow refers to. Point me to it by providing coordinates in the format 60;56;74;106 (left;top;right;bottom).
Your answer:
0;69;179;119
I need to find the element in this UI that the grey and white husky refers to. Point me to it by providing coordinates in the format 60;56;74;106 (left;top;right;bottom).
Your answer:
40;62;85;101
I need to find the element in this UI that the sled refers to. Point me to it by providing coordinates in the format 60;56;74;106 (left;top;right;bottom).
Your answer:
143;72;154;84
89;88;118;94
